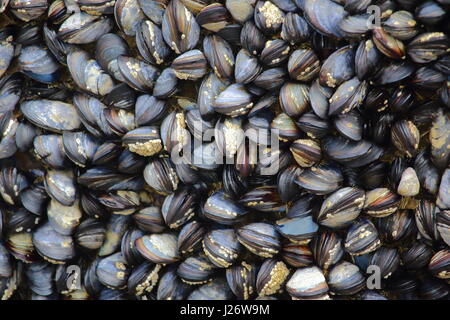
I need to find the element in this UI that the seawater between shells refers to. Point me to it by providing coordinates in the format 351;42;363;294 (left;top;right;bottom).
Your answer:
0;0;449;301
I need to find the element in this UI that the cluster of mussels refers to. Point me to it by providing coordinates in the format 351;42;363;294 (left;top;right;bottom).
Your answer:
0;0;449;301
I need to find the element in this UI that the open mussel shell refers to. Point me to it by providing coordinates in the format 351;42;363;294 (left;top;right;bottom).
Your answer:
286;266;329;299
127;261;161;296
328;261;366;295
311;231;343;270
32;222;75;264
135;233;179;264
96;252;131;289
203;229;241;268
345;218;381;256
177;254;216;285
364;188;401;218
